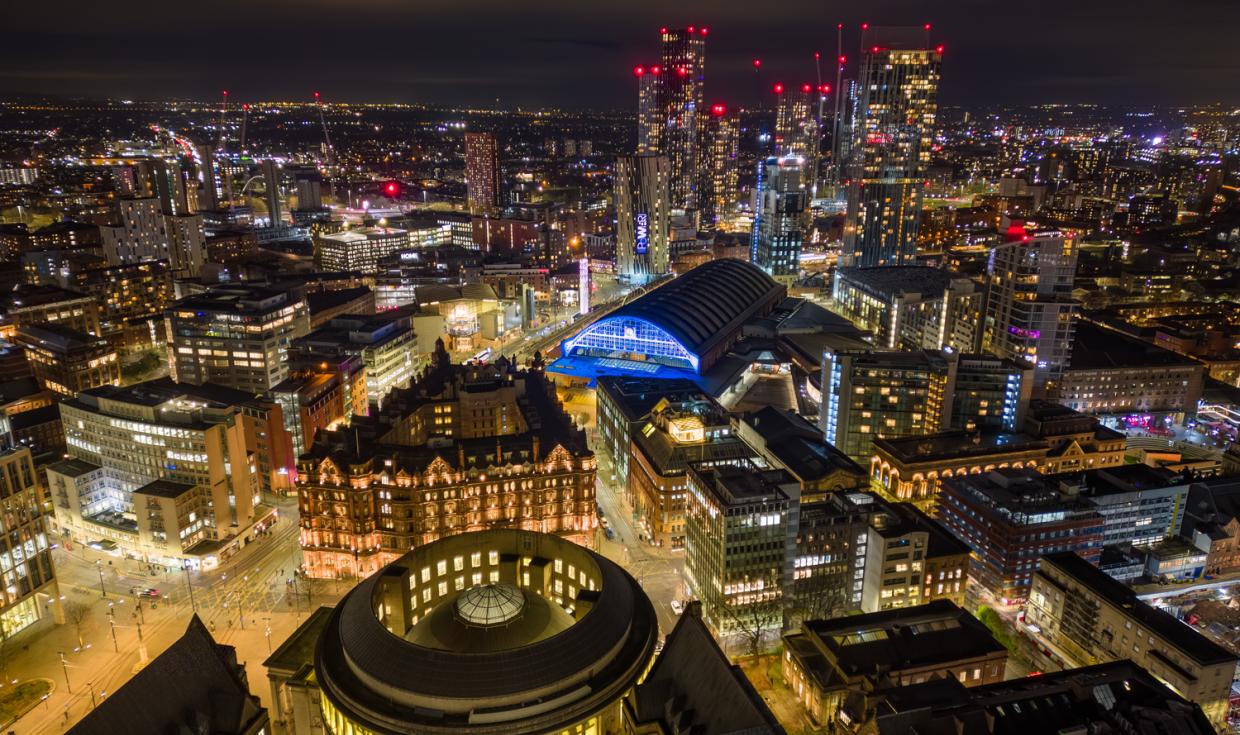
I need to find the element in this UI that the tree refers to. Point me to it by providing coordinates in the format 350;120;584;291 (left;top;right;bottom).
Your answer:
721;573;786;659
976;605;1019;653
63;601;93;648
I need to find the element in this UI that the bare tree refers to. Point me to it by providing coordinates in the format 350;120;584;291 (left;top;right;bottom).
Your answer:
720;574;786;659
63;601;93;648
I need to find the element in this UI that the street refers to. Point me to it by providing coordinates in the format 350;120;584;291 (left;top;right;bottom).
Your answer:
7;495;345;734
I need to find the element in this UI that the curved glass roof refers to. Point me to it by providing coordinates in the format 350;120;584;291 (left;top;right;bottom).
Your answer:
455;584;526;627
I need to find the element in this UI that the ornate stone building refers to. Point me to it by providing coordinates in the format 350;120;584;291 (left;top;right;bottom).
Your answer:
298;344;597;578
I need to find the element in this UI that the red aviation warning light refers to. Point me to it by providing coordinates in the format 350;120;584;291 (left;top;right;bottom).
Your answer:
384;181;400;197
839;55;847;64
924;23;932;30
801;83;812;93
818;84;830;94
711;104;726;116
700;26;708;35
871;46;881;53
242;103;250;111
650;65;661;75
936;45;945;53
633;66;645;77
660;27;668;34
687;26;694;33
861;23;869;30
752;58;761;70
676;66;688;76
772;83;784;94
314;91;321;100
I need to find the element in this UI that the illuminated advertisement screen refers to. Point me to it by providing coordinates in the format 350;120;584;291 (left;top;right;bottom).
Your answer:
635;212;649;254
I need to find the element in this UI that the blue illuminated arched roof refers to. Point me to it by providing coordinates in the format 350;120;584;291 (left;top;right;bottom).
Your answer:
609;259;784;358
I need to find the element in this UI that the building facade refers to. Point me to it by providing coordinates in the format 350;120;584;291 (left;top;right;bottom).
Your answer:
0;448;60;643
614;154;671;284
464;131;502;215
751;156;806;285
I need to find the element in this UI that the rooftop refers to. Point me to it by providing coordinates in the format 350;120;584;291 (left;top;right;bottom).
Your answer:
1040;551;1235;665
739;406;866;482
687;459;797;506
595;376;705;423
133;478;198;499
306;286;372;314
873;430;1049;463
835;265;971;298
1068;321;1202;371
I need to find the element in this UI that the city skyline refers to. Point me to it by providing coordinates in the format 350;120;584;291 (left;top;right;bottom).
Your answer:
3;0;1240;107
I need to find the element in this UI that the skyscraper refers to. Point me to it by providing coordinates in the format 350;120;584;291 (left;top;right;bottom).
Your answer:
635;64;663;154
614;153;670;283
700;103;739;229
464;131;502;215
659;26;706;211
774;84;823;196
751;156;805;284
982;223;1080;391
261;159;282;226
842;27;942;267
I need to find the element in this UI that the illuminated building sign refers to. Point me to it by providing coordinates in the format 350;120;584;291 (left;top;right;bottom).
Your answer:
635;212;649;254
1008;326;1041;339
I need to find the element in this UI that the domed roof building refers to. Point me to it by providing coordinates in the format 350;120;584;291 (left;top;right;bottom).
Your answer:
276;529;658;735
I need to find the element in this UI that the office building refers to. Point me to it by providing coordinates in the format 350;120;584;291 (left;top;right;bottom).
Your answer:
265;529;657;735
1026;551;1236;729
820;349;951;462
314;226;411;274
291;311;417;410
1022;399;1127;473
614;153;670;283
296;349;597;578
658;27;706;211
14;323;119;397
866;661;1215;735
831;266;982;352
948;353;1034;432
60;259;173;335
628;392;755;548
166;283;311;394
683;460;799;635
751;156;806;285
842;27;941;267
700;104;739;229
0;285;101;338
0;447;60;643
781;600;1007;728
464;131;502;215
935;468;1104;601
50;380;290;565
1055;321;1205;418
68;617;269;735
981;226;1080;390
861;501;970;612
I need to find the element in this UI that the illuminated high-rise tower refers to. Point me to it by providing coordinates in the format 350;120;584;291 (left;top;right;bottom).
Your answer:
700;104;739;230
658;26;706;212
751;156;806;284
465;131;502;215
614;153;670;284
774;83;824;198
842;26;941;267
635;64;663;154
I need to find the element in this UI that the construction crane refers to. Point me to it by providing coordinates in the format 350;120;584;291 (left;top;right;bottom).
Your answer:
215;89;229;152
240;103;250;154
314;91;335;166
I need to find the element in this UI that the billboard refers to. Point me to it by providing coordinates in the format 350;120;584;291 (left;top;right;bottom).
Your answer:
635;212;649;255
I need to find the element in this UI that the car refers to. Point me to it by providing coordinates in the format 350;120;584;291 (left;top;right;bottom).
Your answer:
670;600;684;615
138;588;159;598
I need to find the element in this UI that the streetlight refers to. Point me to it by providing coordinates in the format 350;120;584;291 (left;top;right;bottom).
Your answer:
181;561;197;612
94;560;106;598
57;651;72;693
264;617;272;653
106;604;118;652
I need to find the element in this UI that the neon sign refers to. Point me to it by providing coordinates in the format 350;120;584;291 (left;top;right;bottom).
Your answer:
635;212;649;254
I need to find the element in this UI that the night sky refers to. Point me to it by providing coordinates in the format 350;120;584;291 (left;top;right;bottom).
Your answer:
4;0;1238;108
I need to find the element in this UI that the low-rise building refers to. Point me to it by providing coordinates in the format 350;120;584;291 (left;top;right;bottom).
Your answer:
866;660;1216;734
290;310;418;410
0;284;101;339
628;393;754;549
14;322;119;397
781;600;1007;728
314;227;410;273
861;502;970;613
1055;321;1205;418
936;468;1104;602
735;406;867;501
1025;551;1237;730
595;376;703;491
306;286;374;329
